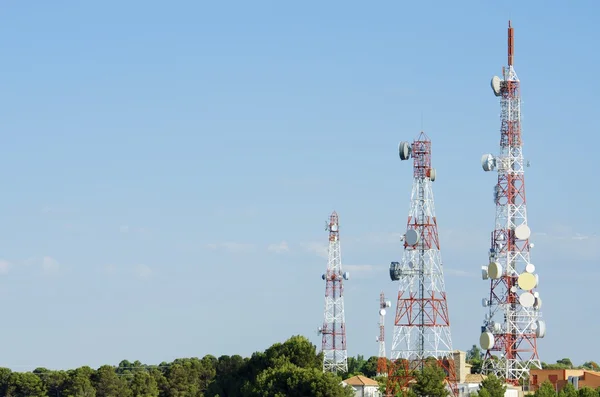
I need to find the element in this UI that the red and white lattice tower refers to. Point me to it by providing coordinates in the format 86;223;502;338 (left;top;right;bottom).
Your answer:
377;291;391;377
387;132;457;396
479;21;545;384
317;211;349;373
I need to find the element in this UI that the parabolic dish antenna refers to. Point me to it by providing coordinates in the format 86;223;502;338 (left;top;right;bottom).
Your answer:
491;75;502;96
487;261;502;279
525;263;535;273
481;266;489;280
379;308;386;316
536;320;547;338
534;297;542;310
517;272;536;290
534;291;540;298
331;224;338;232
405;229;419;246
535;274;539;287
510;286;517;293
429;168;436;182
481;153;496;172
514;224;531;240
519;292;535;308
479;332;495;350
399;141;411;161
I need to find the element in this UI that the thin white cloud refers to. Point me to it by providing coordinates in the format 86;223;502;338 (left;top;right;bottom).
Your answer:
268;241;289;254
343;264;382;278
444;268;476;278
0;260;11;274
42;256;60;274
300;242;329;259
205;242;255;253
134;264;153;279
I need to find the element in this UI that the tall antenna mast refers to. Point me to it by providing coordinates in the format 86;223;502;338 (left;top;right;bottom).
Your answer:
318;211;349;373
479;20;545;384
377;291;391;377
387;132;457;396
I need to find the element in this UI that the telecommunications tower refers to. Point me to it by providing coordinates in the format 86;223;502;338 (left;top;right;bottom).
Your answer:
388;132;457;396
377;291;391;377
318;211;349;374
479;21;545;384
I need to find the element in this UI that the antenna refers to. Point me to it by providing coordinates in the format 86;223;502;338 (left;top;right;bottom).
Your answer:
479;21;544;385
376;291;391;377
319;211;349;374
387;133;458;396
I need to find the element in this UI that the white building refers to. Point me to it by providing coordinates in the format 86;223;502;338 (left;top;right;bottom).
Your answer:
342;375;382;397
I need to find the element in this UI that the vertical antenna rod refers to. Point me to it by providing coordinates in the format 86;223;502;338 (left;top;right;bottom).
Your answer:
479;20;545;385
387;133;458;396
377;292;391;377
318;211;349;374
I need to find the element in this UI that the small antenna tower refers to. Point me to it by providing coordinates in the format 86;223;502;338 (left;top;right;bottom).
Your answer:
387;132;458;396
479;20;545;384
317;211;349;374
377;291;391;377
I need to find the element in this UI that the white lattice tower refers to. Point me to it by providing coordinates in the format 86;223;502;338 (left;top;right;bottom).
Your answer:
377;291;391;377
387;132;457;397
318;211;349;374
479;21;545;385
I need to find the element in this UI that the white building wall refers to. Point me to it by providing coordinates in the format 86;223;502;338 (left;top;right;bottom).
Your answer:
350;385;381;397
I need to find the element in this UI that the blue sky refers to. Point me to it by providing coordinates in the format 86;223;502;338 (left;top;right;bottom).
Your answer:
1;0;599;371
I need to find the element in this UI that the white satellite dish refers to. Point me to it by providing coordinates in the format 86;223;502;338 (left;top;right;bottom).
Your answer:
491;75;503;96
536;320;547;338
379;308;387;316
514;224;531;240
525;263;535;273
405;229;419;246
399;141;411;161
429;168;436;182
480;332;495;350
517;272;536;290
481;153;496;172
481;266;489;280
519;292;535;308
385;301;392;308
534;296;542;310
488;262;502;279
331;224;338;232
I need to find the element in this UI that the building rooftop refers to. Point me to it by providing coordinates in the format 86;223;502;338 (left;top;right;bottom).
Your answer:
344;375;380;386
464;374;487;384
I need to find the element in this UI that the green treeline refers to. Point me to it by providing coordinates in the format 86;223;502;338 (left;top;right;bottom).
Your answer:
4;337;600;397
0;335;355;397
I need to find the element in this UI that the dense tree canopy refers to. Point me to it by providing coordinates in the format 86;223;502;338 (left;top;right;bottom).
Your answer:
0;336;355;397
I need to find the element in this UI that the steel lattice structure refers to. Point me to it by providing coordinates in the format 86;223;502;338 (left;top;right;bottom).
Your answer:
318;211;349;374
377;291;391;377
478;21;545;385
387;132;457;396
